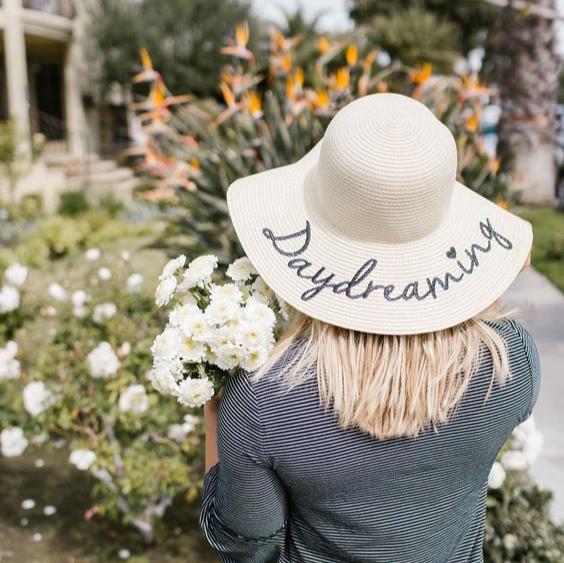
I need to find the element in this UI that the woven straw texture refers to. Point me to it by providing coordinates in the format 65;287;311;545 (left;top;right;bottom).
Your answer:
227;94;532;335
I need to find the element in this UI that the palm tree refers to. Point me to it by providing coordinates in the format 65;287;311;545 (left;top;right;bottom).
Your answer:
491;0;559;203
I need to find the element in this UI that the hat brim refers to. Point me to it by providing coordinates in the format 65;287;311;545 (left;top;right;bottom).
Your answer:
227;141;532;335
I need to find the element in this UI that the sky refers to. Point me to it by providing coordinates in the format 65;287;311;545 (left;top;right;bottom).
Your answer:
250;0;353;33
252;0;564;56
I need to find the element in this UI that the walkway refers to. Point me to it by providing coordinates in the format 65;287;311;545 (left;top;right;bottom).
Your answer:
503;268;564;523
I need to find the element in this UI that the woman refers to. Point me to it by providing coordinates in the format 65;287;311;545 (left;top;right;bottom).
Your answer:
199;93;541;562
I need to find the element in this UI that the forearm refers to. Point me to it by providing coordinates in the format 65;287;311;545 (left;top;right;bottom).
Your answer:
204;399;219;473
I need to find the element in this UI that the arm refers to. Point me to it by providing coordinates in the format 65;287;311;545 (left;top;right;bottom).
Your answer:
204;394;220;473
200;372;288;562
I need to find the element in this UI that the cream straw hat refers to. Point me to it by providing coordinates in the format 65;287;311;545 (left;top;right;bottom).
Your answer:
227;93;533;335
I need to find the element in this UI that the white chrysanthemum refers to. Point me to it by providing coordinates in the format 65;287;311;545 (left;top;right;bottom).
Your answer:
155;276;177;307
241;347;268;372
0;285;21;313
160;255;186;280
98;267;112;281
87;341;120;379
250;277;274;303
5;263;28;287
1;427;29;457
0;341;20;380
178;254;218;290
487;461;506;489
179;336;207;363
71;290;88;307
121;250;131;262
151;327;183;362
210;283;243;304
235;319;271;350
244;298;276;328
500;450;528;471
117;342;131;357
169;304;209;340
176;377;215;407
226;257;256;282
85;247;101;261
211;344;245;371
204;299;241;325
126;273;144;293
92;302;117;324
69;448;96;470
23;381;53;417
148;363;179;395
48;283;67;302
119;384;149;414
276;296;291;322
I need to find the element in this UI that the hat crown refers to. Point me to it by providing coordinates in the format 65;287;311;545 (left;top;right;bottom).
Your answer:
313;93;457;243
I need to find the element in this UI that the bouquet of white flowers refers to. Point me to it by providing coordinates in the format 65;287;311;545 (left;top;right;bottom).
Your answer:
149;254;289;407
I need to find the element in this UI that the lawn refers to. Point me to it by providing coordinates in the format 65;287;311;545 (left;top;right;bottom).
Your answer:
517;206;564;291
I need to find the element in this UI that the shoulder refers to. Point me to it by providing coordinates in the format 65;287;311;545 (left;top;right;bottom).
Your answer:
482;317;541;422
483;318;540;373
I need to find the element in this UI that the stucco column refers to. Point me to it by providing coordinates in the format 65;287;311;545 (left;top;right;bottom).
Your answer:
64;40;88;159
4;0;31;158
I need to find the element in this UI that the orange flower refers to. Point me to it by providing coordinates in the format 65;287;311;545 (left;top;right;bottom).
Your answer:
317;36;330;54
334;67;350;91
376;81;389;93
132;48;160;83
488;158;500;174
465;114;478;132
235;22;249;47
245;90;263;119
495;196;509;210
294;67;304;90
282;52;292;73
410;63;432;85
346;44;358;66
309;89;330;114
286;76;295;101
220;82;236;108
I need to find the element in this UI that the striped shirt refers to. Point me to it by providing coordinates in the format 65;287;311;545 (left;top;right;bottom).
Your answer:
200;319;541;562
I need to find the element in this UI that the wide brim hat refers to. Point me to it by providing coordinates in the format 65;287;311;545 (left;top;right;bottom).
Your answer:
227;93;532;335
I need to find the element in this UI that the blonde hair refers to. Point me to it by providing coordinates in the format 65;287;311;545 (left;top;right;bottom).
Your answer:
251;302;510;440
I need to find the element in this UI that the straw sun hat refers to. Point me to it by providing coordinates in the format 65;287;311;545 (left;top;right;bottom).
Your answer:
227;93;532;335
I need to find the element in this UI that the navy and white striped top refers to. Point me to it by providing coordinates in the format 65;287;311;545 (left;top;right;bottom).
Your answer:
200;319;541;562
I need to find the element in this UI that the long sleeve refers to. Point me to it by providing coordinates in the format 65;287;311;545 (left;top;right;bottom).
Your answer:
199;370;289;562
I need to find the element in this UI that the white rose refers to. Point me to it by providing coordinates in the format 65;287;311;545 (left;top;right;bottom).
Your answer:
69;448;96;470
155;276;177;307
487;461;506;489
98;267;112;281
117;342;131;358
126;273;144;293
85;247;101;261
0;341;21;380
176;377;215;407
92;302;117;324
0;285;21;313
503;534;518;550
73;305;87;319
23;381;53;417
1;427;29;457
48;283;67;302
71;290;88;307
159;255;186;280
500;450;528;471
226;257;256;282
87;342;120;379
120;250;131;262
167;423;190;442
5;263;28;287
183;414;200;431
119;384;149;414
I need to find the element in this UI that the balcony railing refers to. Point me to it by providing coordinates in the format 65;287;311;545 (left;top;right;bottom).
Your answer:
22;0;74;18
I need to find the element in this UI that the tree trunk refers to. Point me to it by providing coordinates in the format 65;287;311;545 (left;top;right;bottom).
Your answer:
492;0;559;204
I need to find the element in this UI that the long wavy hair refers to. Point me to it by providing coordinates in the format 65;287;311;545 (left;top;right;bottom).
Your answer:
251;301;510;440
